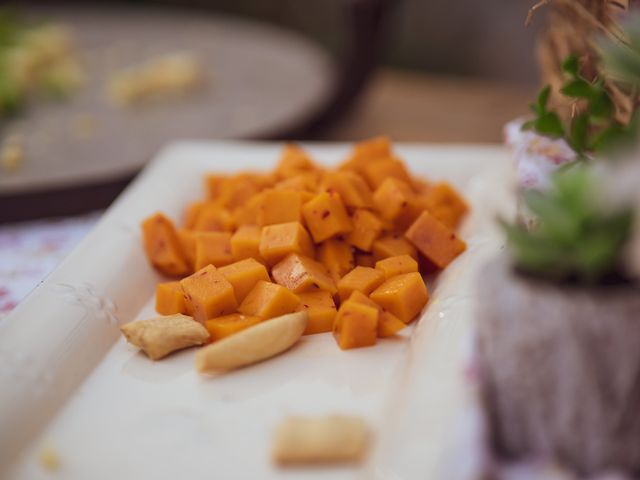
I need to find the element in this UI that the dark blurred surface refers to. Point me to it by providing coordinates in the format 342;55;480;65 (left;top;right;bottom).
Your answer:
146;0;542;85
1;0;540;222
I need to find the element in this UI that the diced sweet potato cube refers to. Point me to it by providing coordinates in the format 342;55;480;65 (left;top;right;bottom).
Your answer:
347;290;379;309
412;177;432;194
238;280;300;319
346;209;383;252
272;253;337;294
354;252;375;268
231;225;264;263
302;192;353;243
259;222;315;266
377;312;406;337
333;300;378;349
354;135;391;157
155;281;188;315
275;144;317;178
217;174;261;210
218;258;270;302
373;178;421;229
274;172;320;192
295;290;337;335
337;266;385;302
204;174;227;200
183;201;205;229
363;157;412;190
194;232;234;269
419;182;469;230
232;192;264;227
370;272;428;323
372;235;418;261
257;189;303;226
204;313;262;341
405;211;466;269
321;171;374;210
181;265;238;322
192;204;234;232
142;212;190;276
340;136;392;172
317;239;354;282
348;291;406;338
177;229;197;270
375;254;418;279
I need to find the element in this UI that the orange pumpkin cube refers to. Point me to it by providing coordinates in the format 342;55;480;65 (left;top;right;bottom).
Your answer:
375;254;418;280
177;229;197;270
141;212;190;277
257;189;304;226
204;174;227;200
370;272;428;323
275;144;316;179
216;174;261;210
347;291;406;338
259;222;315;266
204;314;262;341
333;300;378;349
372;235;417;261
180;265;238;322
362;157;412;189
373;178;422;229
405;211;466;269
354;252;375;268
295;290;337;335
337;266;385;302
230;225;264;263
274;172;320;192
353;136;391;159
346;209;384;252
321;171;374;210
218;258;270;302
238;280;300;319
302;192;353;243
377;311;407;337
155;281;188;315
194;232;233;269
192;203;234;232
420;182;469;230
183;201;205;229
317;239;354;282
232;192;264;227
340;136;392;172
272;253;337;294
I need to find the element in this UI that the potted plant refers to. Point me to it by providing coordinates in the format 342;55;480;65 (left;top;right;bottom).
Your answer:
477;6;640;476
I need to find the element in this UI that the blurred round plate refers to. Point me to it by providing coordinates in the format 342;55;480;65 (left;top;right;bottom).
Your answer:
0;4;334;202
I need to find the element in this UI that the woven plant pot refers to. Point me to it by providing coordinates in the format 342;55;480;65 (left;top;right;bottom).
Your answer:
477;257;640;475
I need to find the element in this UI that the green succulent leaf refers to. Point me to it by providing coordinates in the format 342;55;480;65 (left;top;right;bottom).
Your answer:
534;112;565;137
569;113;589;153
537;85;551;112
503;166;634;284
562;54;580;76
561;79;593;99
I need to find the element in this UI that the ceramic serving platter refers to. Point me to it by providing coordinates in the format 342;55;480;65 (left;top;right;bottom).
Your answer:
0;141;511;480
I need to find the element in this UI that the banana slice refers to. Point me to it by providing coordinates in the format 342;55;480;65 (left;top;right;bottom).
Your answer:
195;311;307;373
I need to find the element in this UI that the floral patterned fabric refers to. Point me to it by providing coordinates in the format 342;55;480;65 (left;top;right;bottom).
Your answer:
0;212;100;318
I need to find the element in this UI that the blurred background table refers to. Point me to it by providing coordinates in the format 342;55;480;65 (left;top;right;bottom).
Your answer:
324;68;534;143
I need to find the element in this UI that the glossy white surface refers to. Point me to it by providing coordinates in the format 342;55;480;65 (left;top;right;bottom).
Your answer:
0;141;510;479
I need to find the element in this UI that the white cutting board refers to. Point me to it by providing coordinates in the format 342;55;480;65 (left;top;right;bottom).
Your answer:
0;141;511;479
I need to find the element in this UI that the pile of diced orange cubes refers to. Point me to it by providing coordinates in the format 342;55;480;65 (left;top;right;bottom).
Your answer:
141;137;468;350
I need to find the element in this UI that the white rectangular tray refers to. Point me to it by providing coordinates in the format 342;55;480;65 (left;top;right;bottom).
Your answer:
0;141;510;480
